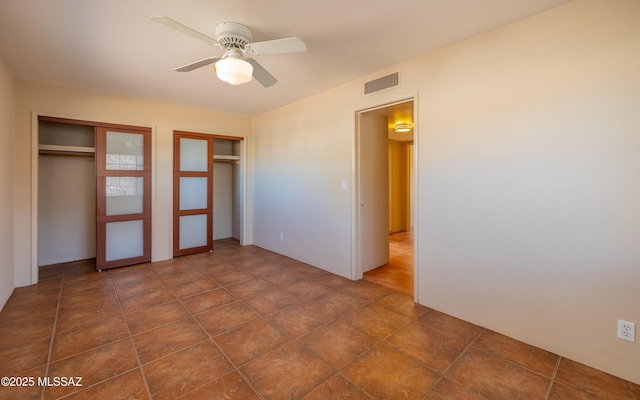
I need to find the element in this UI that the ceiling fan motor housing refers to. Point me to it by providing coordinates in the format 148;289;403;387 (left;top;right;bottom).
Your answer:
215;22;252;49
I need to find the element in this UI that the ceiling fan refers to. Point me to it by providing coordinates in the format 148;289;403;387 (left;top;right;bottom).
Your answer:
151;16;307;87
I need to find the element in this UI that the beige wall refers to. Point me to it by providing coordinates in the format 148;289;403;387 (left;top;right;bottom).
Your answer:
14;81;251;286
251;0;640;384
0;56;16;308
389;140;410;233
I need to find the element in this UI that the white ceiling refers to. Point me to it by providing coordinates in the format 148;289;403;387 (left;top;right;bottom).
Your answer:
0;0;570;116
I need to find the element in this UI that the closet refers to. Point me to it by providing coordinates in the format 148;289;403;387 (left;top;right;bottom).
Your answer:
37;117;152;270
213;138;242;240
173;131;243;257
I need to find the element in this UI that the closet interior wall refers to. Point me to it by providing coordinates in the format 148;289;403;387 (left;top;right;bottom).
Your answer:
38;121;96;266
213;138;241;241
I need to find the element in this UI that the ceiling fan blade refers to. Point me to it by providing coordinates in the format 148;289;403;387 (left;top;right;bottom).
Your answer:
174;56;220;72
150;16;220;46
246;37;307;55
246;58;277;87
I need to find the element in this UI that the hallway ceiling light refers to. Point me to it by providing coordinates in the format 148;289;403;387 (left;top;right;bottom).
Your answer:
394;123;412;133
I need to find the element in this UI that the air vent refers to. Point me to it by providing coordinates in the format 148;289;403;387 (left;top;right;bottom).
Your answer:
364;72;399;95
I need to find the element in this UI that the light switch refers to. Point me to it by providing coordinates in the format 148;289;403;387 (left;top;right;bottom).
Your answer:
341;179;347;190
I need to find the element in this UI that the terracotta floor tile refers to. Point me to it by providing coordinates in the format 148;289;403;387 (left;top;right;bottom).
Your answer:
55;298;122;333
60;276;114;298
143;341;234;400
474;330;559;377
247;262;286;277
180;371;260;400
417;308;484;343
125;300;190;335
2;286;60;309
374;291;428;319
0;316;54;351
341;303;410;339
196;300;260;337
263;269;309;287
113;275;165;298
445;347;550;400
307;290;367;318
180;287;237;315
51;316;130;361
338;279;394;301
226;278;277;299
313;272;352;288
58;285;118;311
0;300;58;327
281;279;329;301
132;318;208;364
38;265;66;280
241;341;334;400
197;262;239;277
44;339;139;399
301;374;371;400
62;368;150;400
268;300;336;337
108;262;152;277
169;276;219;298
385;322;468;373
548;382;603;400
210;269;256;287
7;289;55;309
555;358;640;400
0;365;46;400
155;268;205;286
299;320;378;369
110;269;157;287
343;342;439;400
244;289;301;316
119;286;176;314
424;377;491;400
0;336;51;376
214;319;289;366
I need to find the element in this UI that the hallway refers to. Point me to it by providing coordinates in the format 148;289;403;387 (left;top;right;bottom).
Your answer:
363;231;413;295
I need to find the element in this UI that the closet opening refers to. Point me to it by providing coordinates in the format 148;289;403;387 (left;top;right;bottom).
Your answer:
36;116;152;273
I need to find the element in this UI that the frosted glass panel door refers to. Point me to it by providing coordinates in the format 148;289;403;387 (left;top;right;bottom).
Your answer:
173;132;213;256
96;127;151;270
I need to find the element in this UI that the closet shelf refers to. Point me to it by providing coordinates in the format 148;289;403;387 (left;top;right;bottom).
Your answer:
39;144;95;154
213;154;240;161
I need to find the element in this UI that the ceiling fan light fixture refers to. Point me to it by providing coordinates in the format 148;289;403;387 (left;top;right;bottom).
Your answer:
394;123;412;133
215;55;253;85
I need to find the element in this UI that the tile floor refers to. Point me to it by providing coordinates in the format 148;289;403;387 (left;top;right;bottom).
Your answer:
1;239;639;400
363;231;414;295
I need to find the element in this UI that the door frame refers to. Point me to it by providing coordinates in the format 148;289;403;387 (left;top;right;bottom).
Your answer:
353;96;419;301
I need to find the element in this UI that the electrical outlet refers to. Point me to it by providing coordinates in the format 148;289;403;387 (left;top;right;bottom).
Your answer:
618;320;635;342
279;232;284;241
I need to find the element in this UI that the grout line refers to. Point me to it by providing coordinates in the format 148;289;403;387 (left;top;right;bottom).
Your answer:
112;262;155;400
544;356;562;400
40;271;65;400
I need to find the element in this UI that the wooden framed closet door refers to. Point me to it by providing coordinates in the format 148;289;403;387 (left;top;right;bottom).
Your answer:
173;131;214;256
95;127;152;270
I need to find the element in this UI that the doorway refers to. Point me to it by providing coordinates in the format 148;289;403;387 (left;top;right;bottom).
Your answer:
355;99;415;295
